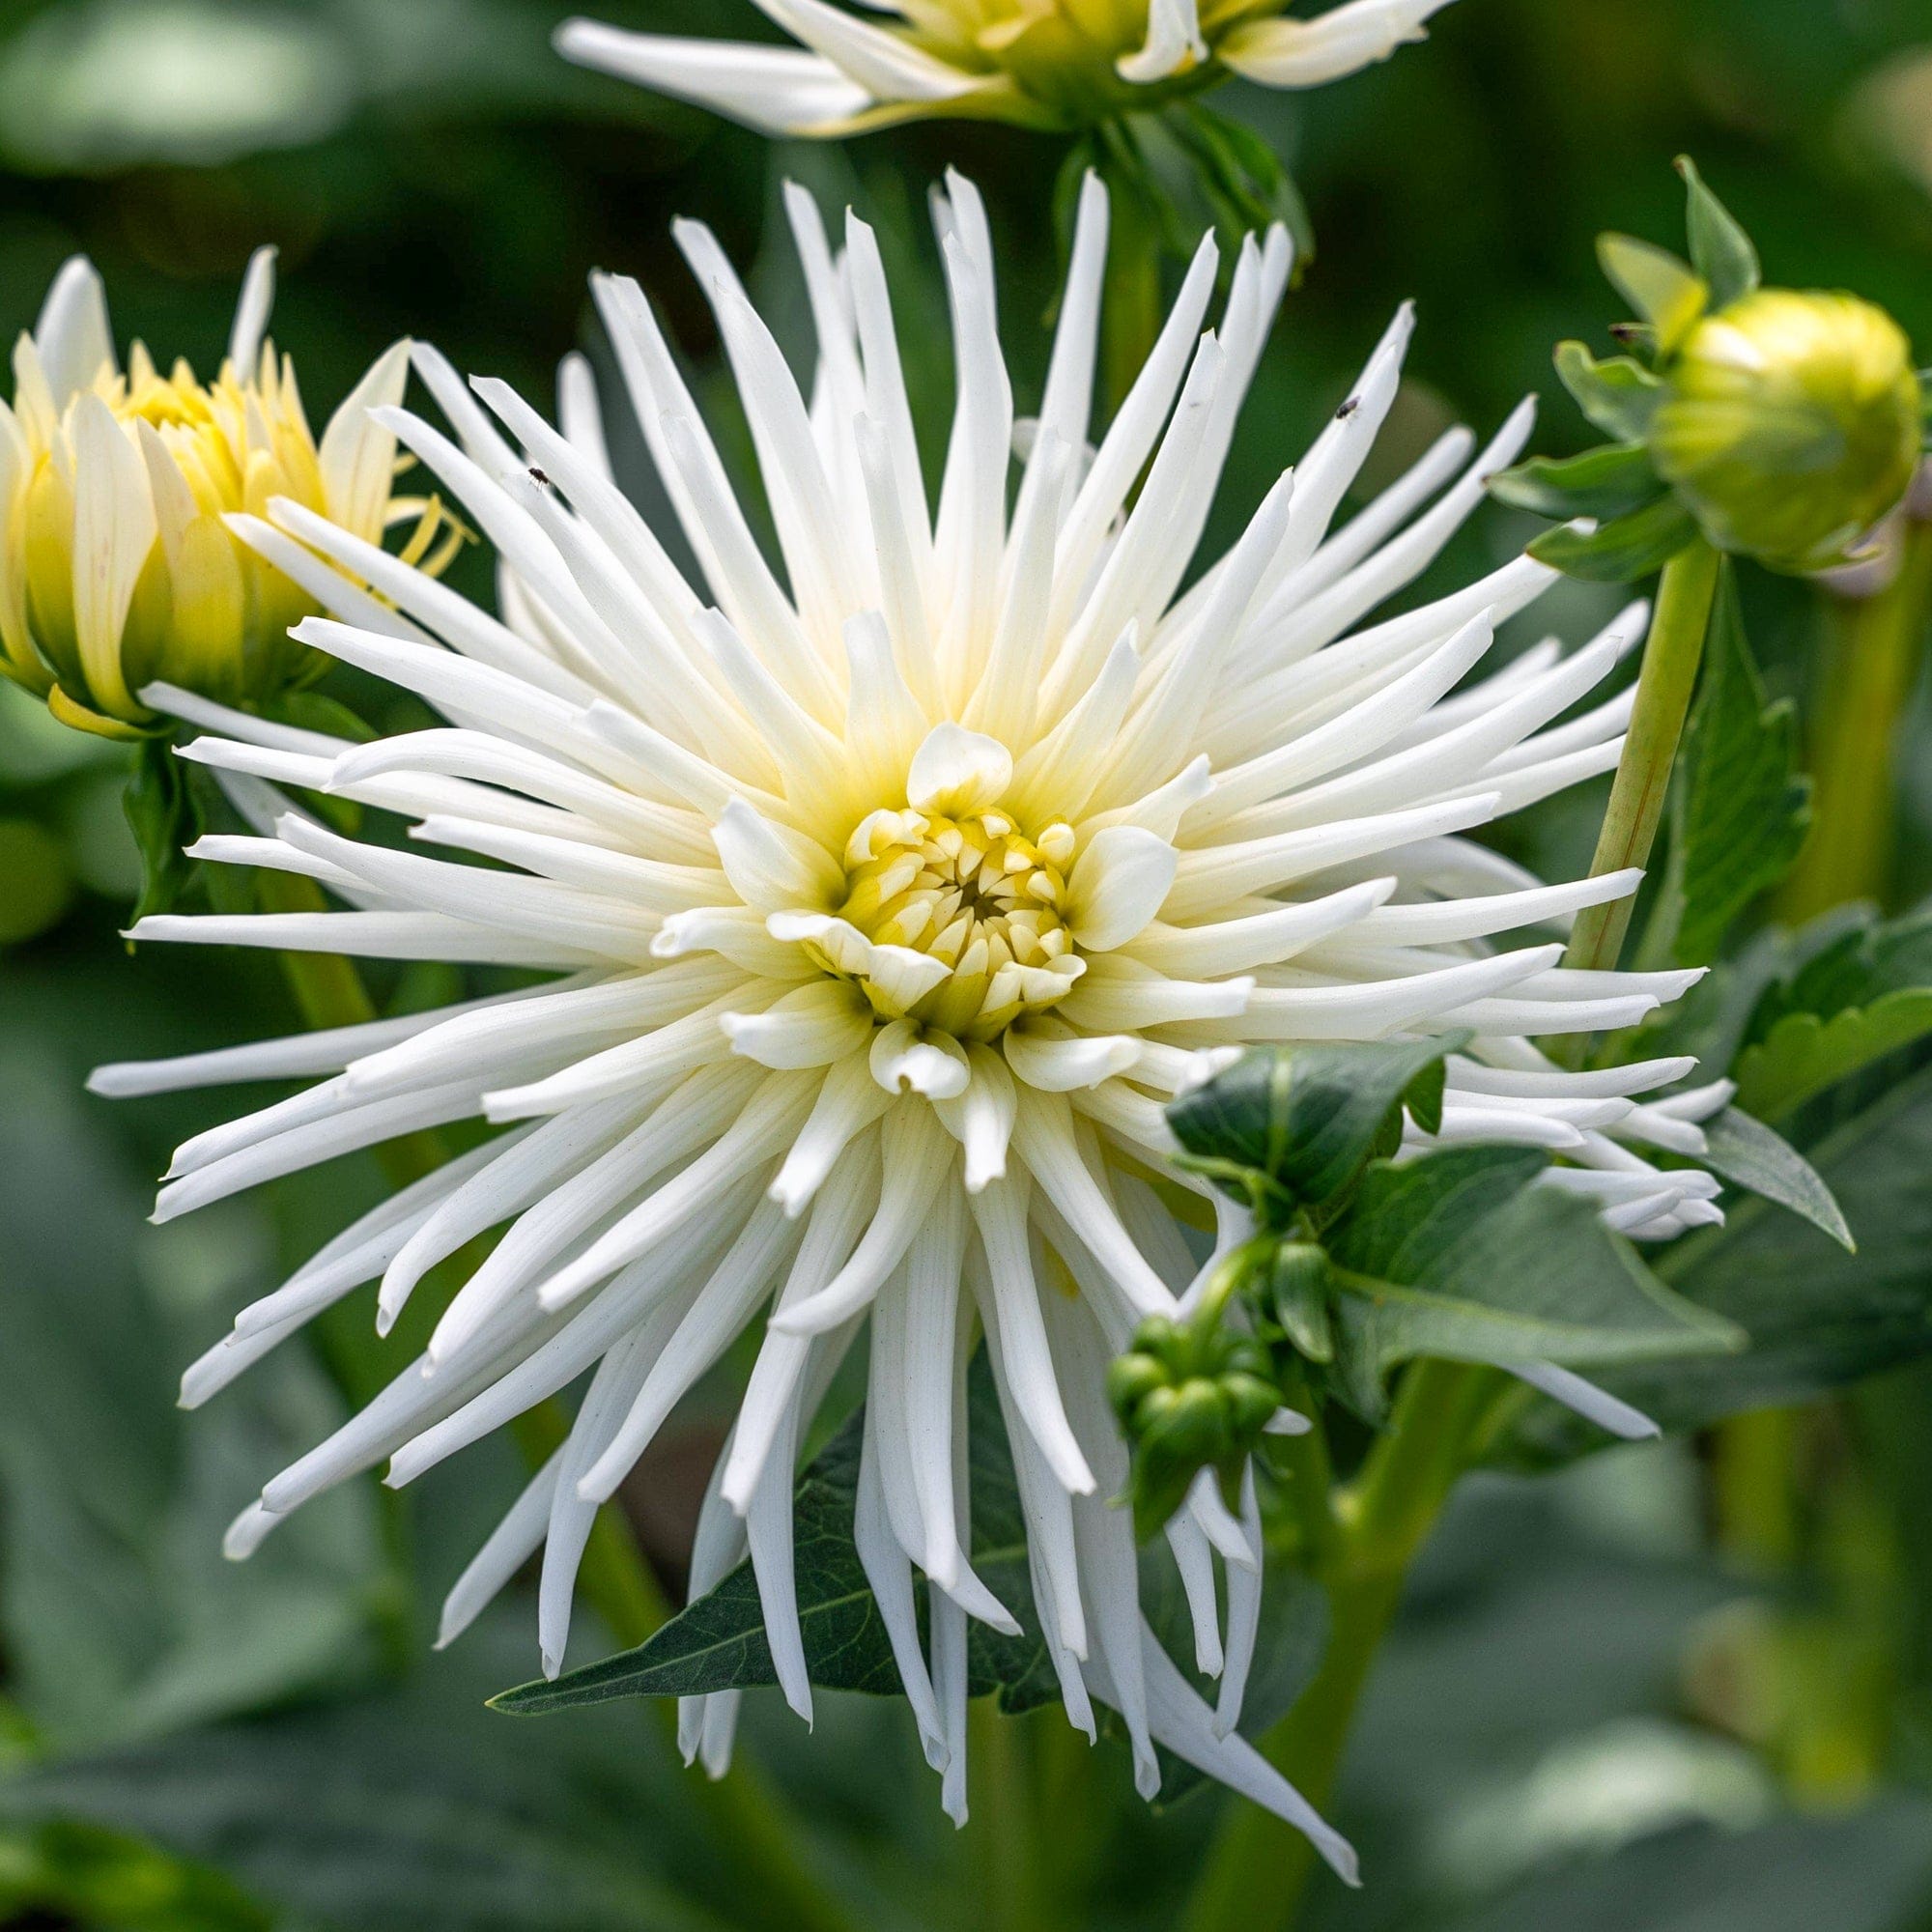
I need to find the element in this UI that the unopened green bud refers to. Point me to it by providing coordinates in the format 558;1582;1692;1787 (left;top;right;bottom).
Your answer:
1110;1310;1285;1539
1105;1347;1176;1421
1652;289;1922;574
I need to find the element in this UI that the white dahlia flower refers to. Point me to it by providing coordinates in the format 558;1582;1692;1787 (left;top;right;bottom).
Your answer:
555;0;1459;139
94;173;1728;1868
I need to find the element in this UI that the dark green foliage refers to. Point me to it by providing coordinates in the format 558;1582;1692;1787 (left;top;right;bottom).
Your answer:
1516;1060;1932;1452
1654;563;1811;965
1698;1109;1852;1251
495;1357;1060;1719
1734;904;1932;1120
1321;1149;1741;1421
1166;1036;1466;1222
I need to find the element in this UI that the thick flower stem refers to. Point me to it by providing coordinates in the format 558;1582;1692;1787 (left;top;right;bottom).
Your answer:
1181;1362;1500;1932
253;877;861;1932
1778;518;1932;922
968;1697;1042;1932
1563;537;1723;979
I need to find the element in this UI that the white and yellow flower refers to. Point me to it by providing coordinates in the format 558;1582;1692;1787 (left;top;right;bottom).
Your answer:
0;249;420;735
555;0;1460;137
95;175;1727;1861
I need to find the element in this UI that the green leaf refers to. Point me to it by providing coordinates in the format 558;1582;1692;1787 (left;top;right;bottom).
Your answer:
493;1355;1055;1717
0;1819;271;1932
123;738;201;921
1490;441;1665;523
1528;492;1699;582
1554;340;1665;441
1676;155;1761;309
1612;911;1868;1078
0;1644;737;1932
1733;902;1932;1119
1321;1149;1741;1417
0;1039;384;1751
1403;1055;1448;1137
1514;1058;1932;1447
1165;1034;1469;1217
1735;989;1932;1122
1597;234;1709;354
1699;1107;1852;1249
1656;561;1811;964
1448;1804;1932;1932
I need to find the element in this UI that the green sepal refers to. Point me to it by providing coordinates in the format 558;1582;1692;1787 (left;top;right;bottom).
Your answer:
1163;100;1315;275
1676;156;1761;310
1109;1306;1286;1542
123;738;202;922
1262;1242;1334;1364
1527;492;1700;582
1597;234;1709;355
1121;1379;1228;1541
1554;341;1665;441
1490;441;1666;523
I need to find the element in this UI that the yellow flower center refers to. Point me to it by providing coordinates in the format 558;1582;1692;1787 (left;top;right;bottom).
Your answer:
827;804;1084;1038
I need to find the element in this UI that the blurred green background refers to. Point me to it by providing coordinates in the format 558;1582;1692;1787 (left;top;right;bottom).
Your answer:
5;0;1932;1926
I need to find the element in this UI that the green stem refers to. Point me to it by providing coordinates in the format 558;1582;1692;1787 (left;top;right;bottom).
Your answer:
1034;1710;1111;1916
253;877;861;1932
1267;1372;1340;1572
1564;537;1723;978
968;1698;1040;1932
1099;156;1164;413
1181;1363;1500;1932
1778;518;1932;923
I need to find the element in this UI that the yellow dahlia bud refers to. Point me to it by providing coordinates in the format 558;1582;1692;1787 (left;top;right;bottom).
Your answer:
0;249;417;737
1651;289;1923;574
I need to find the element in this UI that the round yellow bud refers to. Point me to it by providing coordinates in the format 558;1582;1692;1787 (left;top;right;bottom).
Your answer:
1651;289;1923;574
0;251;425;737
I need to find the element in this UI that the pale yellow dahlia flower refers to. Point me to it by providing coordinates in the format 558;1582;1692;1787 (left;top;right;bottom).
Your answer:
0;249;419;736
94;174;1726;1864
555;0;1459;137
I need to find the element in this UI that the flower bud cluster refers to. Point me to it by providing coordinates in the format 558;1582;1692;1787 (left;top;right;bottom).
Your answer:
1108;1295;1283;1543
